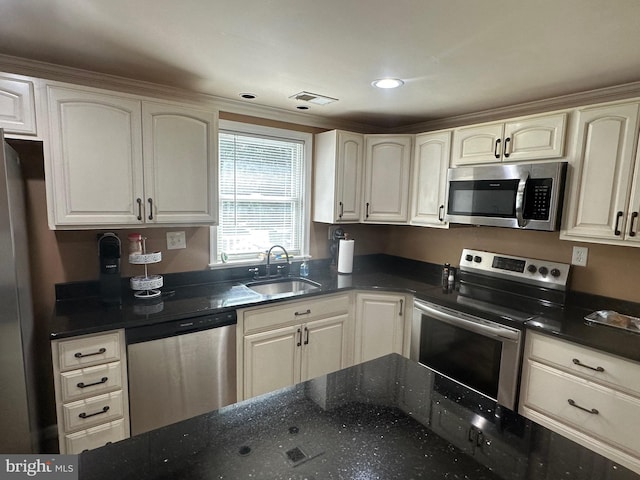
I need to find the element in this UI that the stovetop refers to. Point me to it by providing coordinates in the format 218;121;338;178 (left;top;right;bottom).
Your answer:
427;249;571;327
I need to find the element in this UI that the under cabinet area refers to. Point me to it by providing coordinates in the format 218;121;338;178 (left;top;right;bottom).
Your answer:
237;293;353;400
51;330;130;454
451;112;567;166
44;83;217;228
519;331;640;474
354;292;412;364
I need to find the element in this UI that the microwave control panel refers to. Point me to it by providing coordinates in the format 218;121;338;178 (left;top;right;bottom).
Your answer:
523;178;553;220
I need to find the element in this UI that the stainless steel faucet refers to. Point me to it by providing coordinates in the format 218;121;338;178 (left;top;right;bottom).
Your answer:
266;245;290;277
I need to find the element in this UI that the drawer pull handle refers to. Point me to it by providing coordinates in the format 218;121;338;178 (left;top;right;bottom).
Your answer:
294;309;311;316
77;377;108;389
567;399;599;415
79;406;110;419
74;348;107;359
572;358;604;372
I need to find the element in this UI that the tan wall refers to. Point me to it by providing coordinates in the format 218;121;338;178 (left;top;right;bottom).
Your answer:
384;224;640;303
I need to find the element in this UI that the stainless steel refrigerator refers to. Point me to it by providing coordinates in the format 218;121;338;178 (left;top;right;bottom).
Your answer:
0;128;37;452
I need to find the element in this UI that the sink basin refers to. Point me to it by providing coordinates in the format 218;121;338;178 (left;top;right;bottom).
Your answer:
245;277;321;297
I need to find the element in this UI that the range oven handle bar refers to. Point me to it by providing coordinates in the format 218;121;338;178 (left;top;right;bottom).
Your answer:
414;299;520;342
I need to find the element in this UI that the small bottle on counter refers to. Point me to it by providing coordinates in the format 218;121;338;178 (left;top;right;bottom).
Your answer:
300;256;310;277
442;263;450;291
448;267;456;292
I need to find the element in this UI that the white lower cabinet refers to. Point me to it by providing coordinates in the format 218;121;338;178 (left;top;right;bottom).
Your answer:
519;331;640;474
354;291;412;364
51;330;129;454
237;293;352;400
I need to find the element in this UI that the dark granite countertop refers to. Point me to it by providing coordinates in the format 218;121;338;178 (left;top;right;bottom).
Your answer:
79;353;639;480
51;255;640;362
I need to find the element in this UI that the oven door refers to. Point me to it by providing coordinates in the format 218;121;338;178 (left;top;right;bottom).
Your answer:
411;299;522;410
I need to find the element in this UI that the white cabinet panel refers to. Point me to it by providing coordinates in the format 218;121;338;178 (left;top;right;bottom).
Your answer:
0;74;37;135
410;130;451;227
561;102;640;244
363;135;412;223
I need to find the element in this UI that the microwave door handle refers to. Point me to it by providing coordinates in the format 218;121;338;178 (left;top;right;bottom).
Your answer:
515;172;529;228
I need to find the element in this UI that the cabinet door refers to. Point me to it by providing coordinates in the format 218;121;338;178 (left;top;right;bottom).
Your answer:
46;86;144;226
451;123;503;165
354;292;407;364
410;131;451;227
561;103;640;242
142;102;217;224
336;131;364;222
0;75;36;135
301;314;350;382
503;113;567;162
243;325;301;399
363;135;412;223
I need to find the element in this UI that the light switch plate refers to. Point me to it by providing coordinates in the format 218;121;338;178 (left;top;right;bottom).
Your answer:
167;231;186;250
571;246;588;266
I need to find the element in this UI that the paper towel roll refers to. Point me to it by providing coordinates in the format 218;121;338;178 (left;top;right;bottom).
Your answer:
337;239;354;274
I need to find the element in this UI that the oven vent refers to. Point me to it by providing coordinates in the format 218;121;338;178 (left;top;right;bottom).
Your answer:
289;91;338;105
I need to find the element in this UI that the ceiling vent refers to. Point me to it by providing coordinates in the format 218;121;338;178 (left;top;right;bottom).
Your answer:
290;91;338;106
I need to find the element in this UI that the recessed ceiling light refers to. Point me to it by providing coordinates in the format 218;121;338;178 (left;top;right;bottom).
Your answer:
239;93;257;99
372;78;404;89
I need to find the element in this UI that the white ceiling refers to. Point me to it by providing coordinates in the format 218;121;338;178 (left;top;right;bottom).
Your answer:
1;0;640;129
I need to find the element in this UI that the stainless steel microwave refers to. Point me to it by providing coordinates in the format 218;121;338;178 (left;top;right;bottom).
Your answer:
445;161;568;231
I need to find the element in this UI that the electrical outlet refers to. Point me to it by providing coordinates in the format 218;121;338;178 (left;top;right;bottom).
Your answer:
571;246;588;266
166;231;186;250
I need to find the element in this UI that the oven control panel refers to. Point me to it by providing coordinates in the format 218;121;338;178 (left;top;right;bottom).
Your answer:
459;248;570;289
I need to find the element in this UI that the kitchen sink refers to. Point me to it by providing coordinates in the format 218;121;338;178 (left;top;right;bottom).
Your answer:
245;277;321;297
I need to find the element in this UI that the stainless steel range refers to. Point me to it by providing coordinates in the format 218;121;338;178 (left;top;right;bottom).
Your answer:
411;249;570;410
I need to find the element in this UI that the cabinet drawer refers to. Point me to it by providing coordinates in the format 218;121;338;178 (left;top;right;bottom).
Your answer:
57;331;121;371
523;361;640;456
64;419;127;454
60;362;123;402
62;391;124;432
527;332;640;396
243;294;350;333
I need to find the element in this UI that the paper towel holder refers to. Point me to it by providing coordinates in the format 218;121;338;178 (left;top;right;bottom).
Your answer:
330;227;346;266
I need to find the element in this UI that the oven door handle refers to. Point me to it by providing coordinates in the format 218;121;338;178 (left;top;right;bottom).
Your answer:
515;172;529;228
414;300;520;342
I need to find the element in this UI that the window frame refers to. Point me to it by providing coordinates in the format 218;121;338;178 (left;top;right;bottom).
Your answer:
209;119;312;267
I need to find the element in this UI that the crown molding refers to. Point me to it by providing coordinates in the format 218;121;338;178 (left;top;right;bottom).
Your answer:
0;53;372;133
396;81;640;134
2;53;640;136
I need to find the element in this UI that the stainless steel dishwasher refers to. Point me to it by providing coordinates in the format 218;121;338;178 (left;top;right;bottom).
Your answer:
126;311;236;436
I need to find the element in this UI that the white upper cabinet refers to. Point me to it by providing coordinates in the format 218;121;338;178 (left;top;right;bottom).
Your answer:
46;85;144;227
451;112;567;165
363;135;413;223
561;102;640;245
0;74;37;136
142;102;217;225
313;130;363;223
410;130;451;228
45;83;217;229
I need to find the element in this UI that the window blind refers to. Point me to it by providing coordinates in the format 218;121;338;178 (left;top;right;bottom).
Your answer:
217;130;305;261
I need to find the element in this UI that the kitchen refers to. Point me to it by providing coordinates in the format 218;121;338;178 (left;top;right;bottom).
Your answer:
2;0;640;478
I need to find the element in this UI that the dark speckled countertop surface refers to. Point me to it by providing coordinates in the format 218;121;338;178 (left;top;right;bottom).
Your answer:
51;254;640;363
79;353;639;480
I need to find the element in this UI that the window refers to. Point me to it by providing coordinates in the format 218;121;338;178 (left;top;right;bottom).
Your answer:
210;120;312;265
